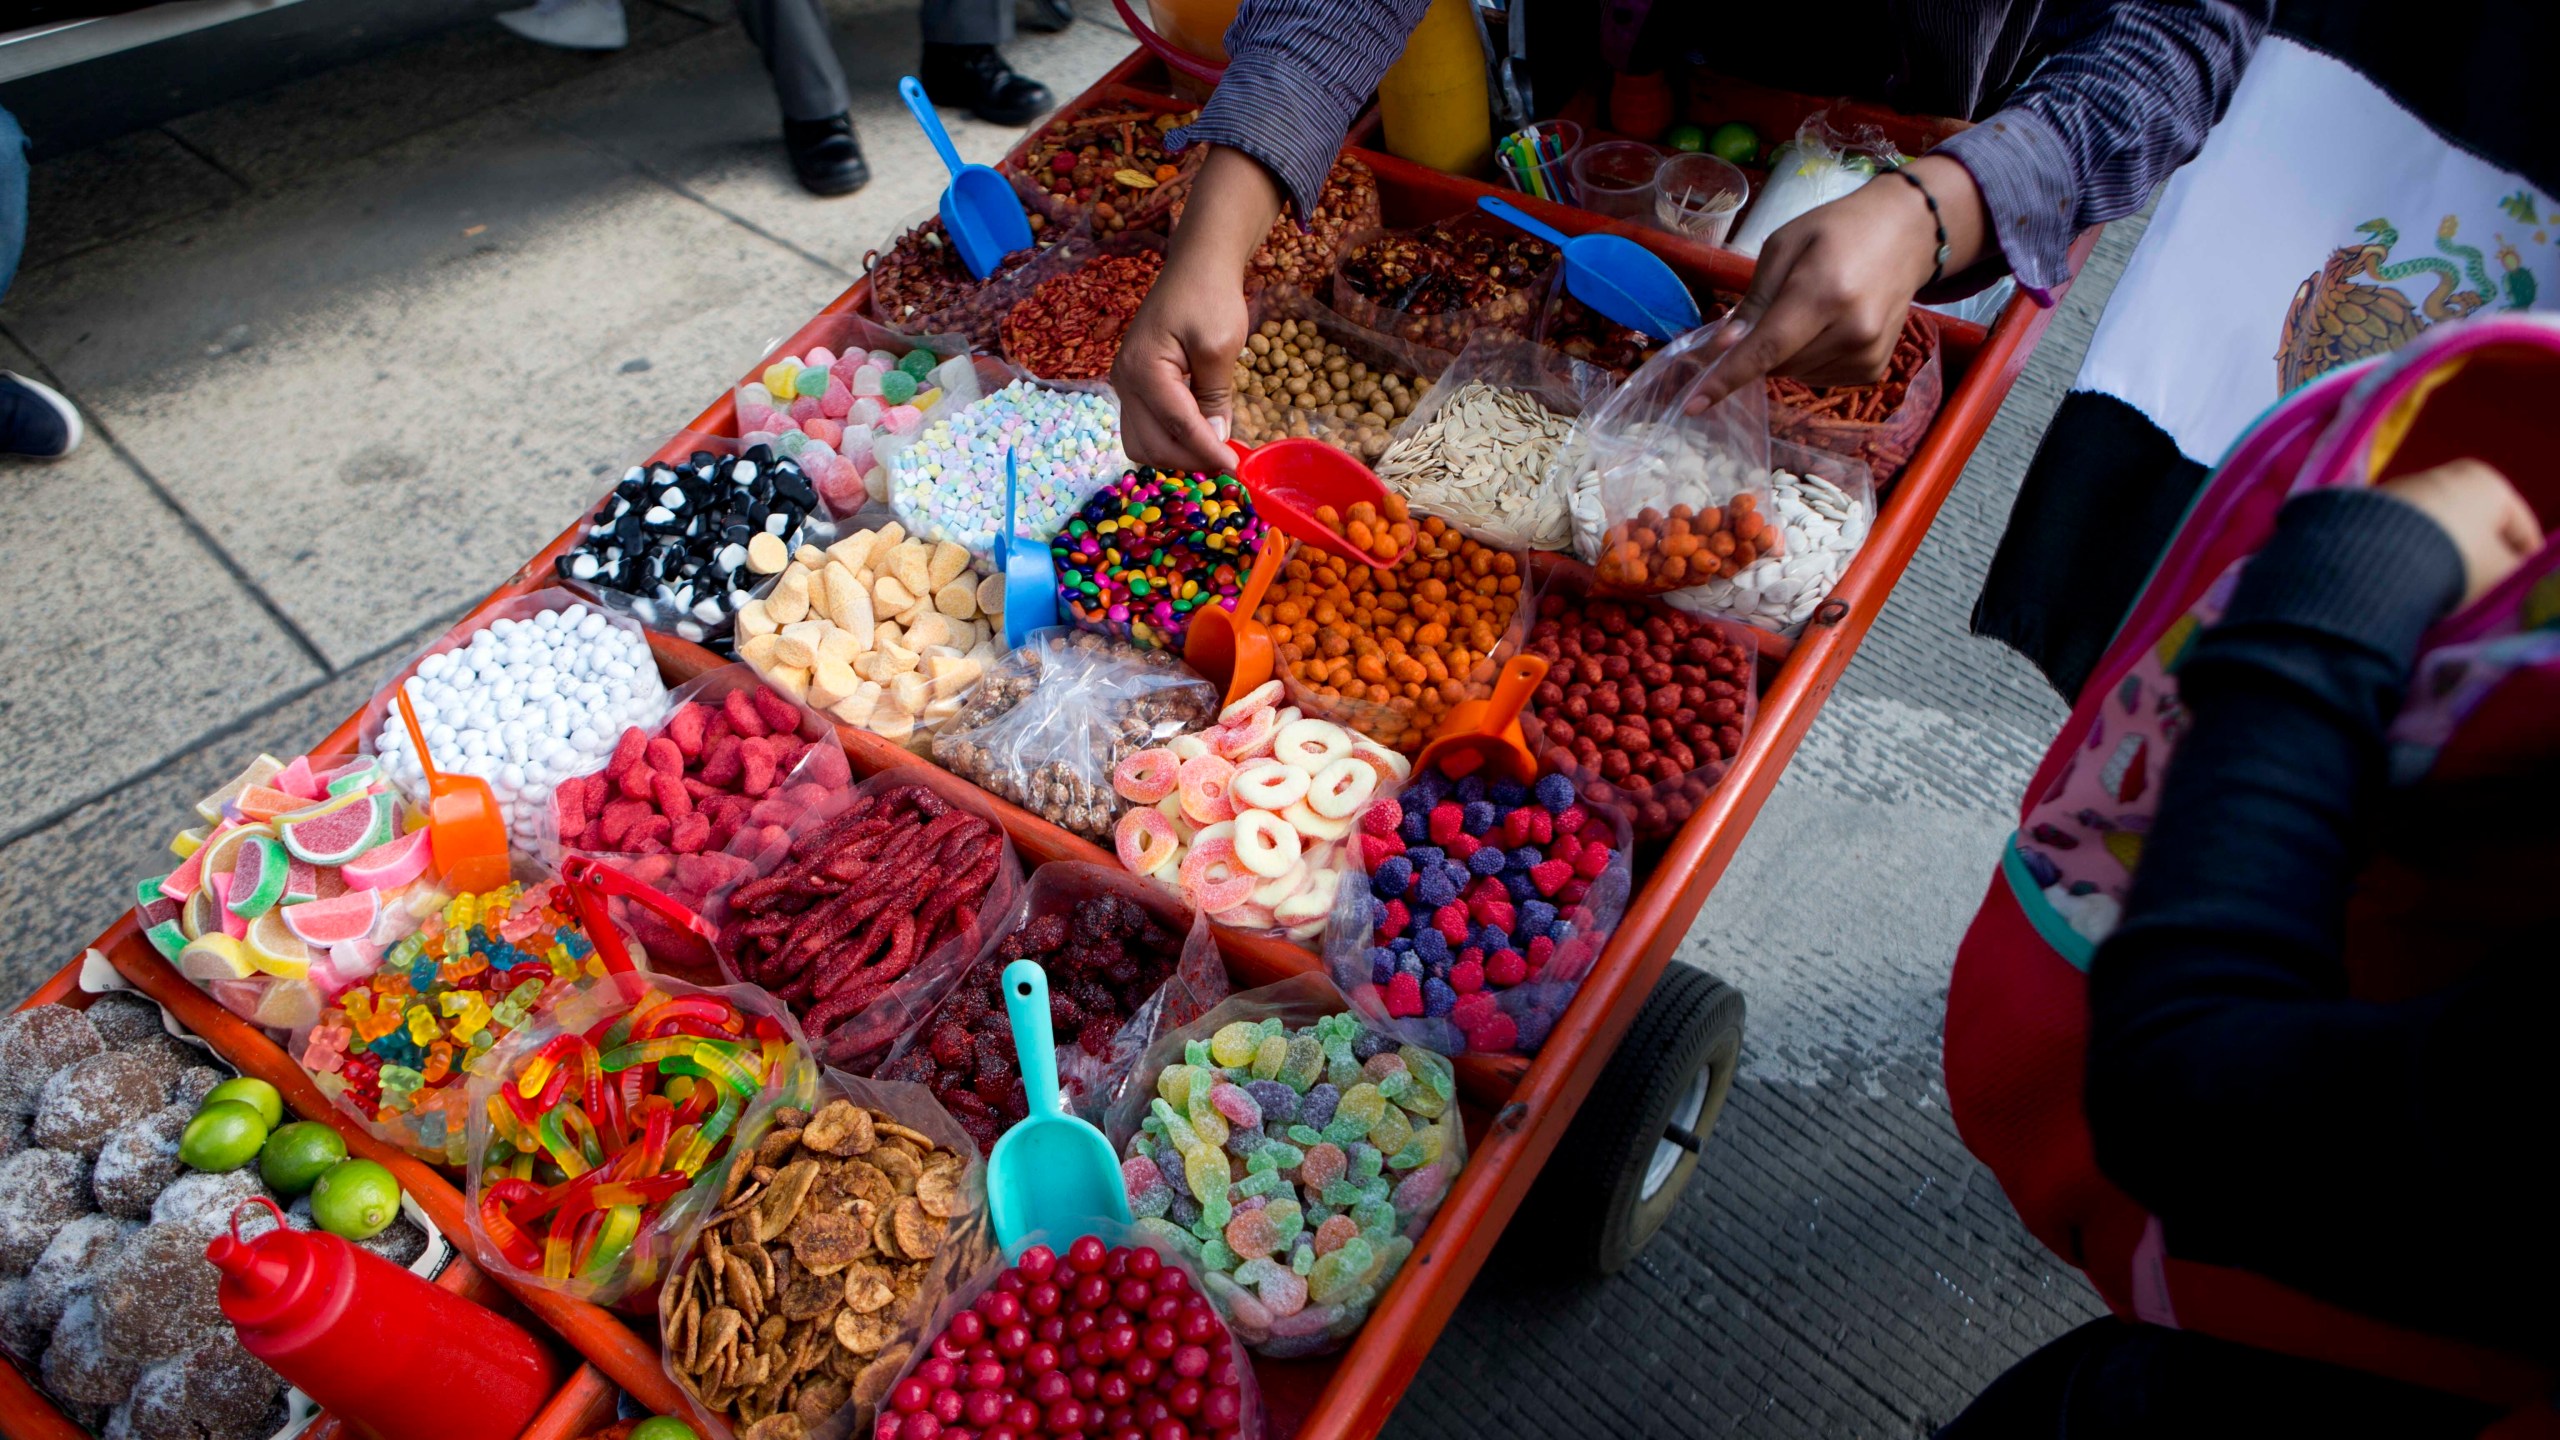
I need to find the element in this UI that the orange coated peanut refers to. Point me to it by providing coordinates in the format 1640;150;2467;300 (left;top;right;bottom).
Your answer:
1596;495;1777;591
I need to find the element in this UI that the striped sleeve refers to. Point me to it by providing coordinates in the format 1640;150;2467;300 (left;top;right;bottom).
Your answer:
1933;0;2271;299
1166;0;1432;220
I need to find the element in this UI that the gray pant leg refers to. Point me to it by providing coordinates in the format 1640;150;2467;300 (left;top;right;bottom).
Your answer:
736;0;854;121
921;0;1011;48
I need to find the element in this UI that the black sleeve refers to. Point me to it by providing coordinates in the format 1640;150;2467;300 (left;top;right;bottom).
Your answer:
2085;487;2560;1358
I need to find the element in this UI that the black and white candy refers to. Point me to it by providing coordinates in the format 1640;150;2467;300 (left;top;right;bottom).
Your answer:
556;447;820;643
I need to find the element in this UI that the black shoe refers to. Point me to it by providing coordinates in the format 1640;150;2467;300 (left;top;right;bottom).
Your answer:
783;113;870;197
919;43;1055;126
1019;0;1075;33
0;372;82;461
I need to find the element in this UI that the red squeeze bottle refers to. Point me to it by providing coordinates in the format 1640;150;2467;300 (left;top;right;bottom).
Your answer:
206;1198;561;1440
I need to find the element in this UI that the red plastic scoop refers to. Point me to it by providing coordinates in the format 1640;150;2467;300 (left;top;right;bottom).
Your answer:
1414;653;1550;785
558;854;722;979
1182;531;1289;708
393;687;511;895
1226;439;1412;571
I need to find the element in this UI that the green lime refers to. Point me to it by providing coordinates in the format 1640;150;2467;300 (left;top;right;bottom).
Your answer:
1707;122;1762;165
310;1158;403;1240
1665;122;1707;153
180;1101;270;1173
260;1120;349;1197
629;1420;699;1440
201;1076;285;1130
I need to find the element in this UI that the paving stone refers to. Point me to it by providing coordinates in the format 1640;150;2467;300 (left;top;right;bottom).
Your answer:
11;129;245;272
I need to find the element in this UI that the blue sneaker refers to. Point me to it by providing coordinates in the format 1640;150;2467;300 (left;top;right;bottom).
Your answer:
0;371;80;461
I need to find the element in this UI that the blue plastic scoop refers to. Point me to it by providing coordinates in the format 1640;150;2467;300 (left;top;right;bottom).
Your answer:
995;447;1058;649
987;959;1132;1255
900;75;1034;281
1477;194;1702;342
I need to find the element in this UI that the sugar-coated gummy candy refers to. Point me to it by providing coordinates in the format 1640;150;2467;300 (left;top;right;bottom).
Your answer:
1243;1078;1298;1126
1209;1022;1260;1067
1299;1082;1340;1130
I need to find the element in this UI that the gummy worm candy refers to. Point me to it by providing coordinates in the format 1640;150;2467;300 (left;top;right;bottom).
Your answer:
479;1178;546;1271
635;995;740;1040
577;1204;644;1282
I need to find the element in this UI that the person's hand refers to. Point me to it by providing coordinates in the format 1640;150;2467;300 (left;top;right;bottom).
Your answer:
2377;460;2544;606
1114;257;1249;474
1111;146;1284;473
1692;155;1989;406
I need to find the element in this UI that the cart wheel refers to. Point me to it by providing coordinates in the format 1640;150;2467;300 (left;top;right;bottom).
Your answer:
1511;964;1744;1278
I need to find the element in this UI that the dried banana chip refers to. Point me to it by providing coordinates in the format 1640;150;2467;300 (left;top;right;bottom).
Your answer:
841;1263;897;1315
915;1166;962;1220
743;1413;806;1440
789;1209;868;1274
753;1160;822;1242
777;1264;841;1321
875;1121;938;1150
802;1100;876;1156
890;1197;945;1260
871;1144;922;1193
838;1159;896;1211
834;1307;899;1356
853;1346;910;1407
756;1126;805;1169
791;1376;850;1429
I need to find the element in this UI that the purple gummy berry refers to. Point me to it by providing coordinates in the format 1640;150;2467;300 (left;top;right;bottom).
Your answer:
1453;776;1487;805
1414;870;1459;910
1502;872;1537;902
1439;860;1472;892
1488;779;1529;809
1166;1186;1202;1227
1471;923;1510;954
1405;773;1448;813
1406;845;1444;873
1412;930;1450;967
1388;935;1415;953
1351;1030;1396;1061
1372;856;1413;899
1535;773;1577;811
1397;952;1425;978
1399;808;1432;844
1369;948;1399;985
1460;800;1497;836
1467;846;1507;877
1514;1003;1558;1053
1301;1083;1340;1128
1504;844;1541;873
1245;1080;1299;1125
1521;900;1558;936
1422;979;1457;1017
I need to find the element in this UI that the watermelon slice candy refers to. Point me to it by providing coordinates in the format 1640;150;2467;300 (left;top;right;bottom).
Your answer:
280;793;386;866
340;827;434;892
273;755;327;802
281;889;383;947
226;835;289;918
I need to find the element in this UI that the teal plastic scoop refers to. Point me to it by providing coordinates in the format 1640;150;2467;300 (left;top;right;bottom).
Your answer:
1477;194;1702;341
900;75;1034;281
986;959;1132;1254
995;447;1058;649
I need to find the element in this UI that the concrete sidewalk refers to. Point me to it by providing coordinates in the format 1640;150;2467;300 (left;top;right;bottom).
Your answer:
0;7;2124;1431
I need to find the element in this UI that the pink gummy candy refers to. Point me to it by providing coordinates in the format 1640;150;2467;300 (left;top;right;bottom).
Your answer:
802;417;844;449
1122;1155;1170;1204
806;346;837;369
788;395;822;422
1224;1208;1280;1261
1311;1214;1359;1256
883;404;923;435
820;378;853;419
850;397;884;427
851;366;885;398
1297;1142;1346;1191
1208;1082;1261;1130
1391;1162;1449;1213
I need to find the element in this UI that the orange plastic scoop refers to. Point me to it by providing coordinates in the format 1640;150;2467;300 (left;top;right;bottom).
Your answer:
1414;652;1550;784
393;687;512;894
1227;439;1412;571
1182;531;1289;708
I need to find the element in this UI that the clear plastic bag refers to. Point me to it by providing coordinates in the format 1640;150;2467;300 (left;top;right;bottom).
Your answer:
928;629;1220;846
1558;320;1776;595
1330;212;1561;356
541;663;854;983
733;314;1009;516
656;1068;998;1440
869;862;1229;1153
1727;112;1905;259
997;230;1167;383
712;766;1025;1072
1765;311;1944;485
463;970;821;1309
1374;332;1604;551
1531;263;1734;379
1662;440;1876;638
1520;571;1760;840
867;1221;1264;1440
360;589;671;862
1098;973;1465;1358
1323;778;1634;1058
1229;286;1448;465
863;176;1089;350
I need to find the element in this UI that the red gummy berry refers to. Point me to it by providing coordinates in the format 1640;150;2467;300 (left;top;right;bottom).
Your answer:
1559;877;1592;907
1500;809;1536;847
629;813;672;853
1356;832;1405;870
724;688;769;739
1432;905;1469;945
1523;808;1555;844
1575;844;1612;879
1360;799;1403;838
1450;992;1500;1029
1486;948;1527;986
1376;899;1410;939
1528;860;1572;896
1556;804;1589;835
1454;946;1484;972
1448;959;1485;993
1461;1012;1520;1052
1476;900;1516;935
1438;748;1485;780
666;701;710;760
1384;973;1425;1018
1443;832;1481;862
1427;803;1463;846
1525;935;1556;971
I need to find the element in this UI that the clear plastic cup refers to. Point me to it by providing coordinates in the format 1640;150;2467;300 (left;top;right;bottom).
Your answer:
1494;120;1585;206
1569;140;1664;221
1651;153;1750;247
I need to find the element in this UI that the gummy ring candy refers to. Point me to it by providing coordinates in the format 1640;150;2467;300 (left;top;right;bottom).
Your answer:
1233;810;1304;878
1274;718;1353;774
1190;819;1236;853
1351;740;1412;785
1272;868;1339;926
1116;806;1180;875
1282;800;1354;840
1229;758;1310;813
1180;837;1258;914
1178;754;1238;826
1113;747;1180;804
1249;860;1310;907
1221;900;1280;931
1305;756;1379;819
1210;705;1280;762
1168;732;1213;763
1219;679;1286;725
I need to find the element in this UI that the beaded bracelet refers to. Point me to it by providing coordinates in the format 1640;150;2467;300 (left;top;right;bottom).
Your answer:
1891;166;1950;289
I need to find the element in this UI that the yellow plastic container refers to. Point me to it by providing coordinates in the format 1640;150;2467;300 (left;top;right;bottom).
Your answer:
1378;0;1492;177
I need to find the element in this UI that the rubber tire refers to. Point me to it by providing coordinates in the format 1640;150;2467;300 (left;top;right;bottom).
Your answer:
1508;964;1745;1278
